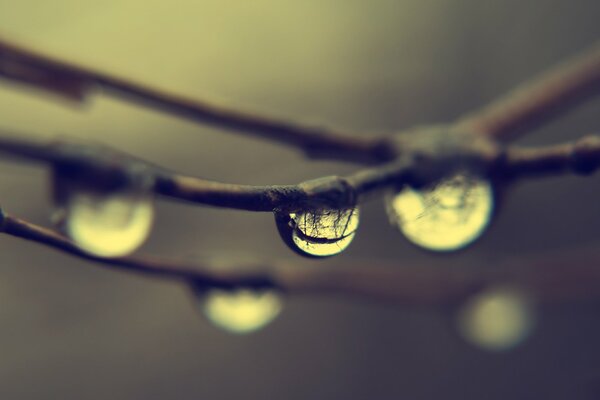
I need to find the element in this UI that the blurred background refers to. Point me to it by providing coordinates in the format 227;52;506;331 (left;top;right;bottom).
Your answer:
0;0;599;398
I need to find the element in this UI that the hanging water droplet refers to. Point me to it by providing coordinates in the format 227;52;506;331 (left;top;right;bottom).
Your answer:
457;286;535;351
51;165;155;257
275;207;360;257
385;172;493;251
64;191;154;257
191;286;283;334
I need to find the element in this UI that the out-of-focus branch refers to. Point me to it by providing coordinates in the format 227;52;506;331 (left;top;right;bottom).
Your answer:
2;37;600;163
455;41;600;142
496;134;600;179
0;37;390;163
3;212;600;305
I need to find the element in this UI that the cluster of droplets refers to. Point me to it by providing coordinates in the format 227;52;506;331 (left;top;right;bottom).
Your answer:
272;172;494;258
50;162;499;335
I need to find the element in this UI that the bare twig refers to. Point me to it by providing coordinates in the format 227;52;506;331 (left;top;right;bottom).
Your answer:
0;129;598;213
2;37;600;162
455;41;600;142
3;212;600;305
0;129;474;211
498;134;600;179
0;37;390;163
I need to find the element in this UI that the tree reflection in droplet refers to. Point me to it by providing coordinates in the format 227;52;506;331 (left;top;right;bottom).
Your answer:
386;173;493;251
276;207;360;257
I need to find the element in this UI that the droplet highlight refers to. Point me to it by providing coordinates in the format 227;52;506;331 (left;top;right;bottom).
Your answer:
386;173;493;251
276;207;360;257
193;287;283;334
457;286;535;351
64;191;154;257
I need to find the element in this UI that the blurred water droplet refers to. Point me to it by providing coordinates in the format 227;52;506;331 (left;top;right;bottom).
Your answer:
386;173;493;251
192;286;283;334
275;207;360;257
64;191;154;257
457;286;535;351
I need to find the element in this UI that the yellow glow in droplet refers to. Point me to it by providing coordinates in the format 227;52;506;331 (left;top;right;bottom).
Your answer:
200;289;283;334
387;173;493;251
65;191;154;257
457;287;535;351
290;208;360;257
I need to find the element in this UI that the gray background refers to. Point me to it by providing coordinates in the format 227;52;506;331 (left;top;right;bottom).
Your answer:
0;1;599;399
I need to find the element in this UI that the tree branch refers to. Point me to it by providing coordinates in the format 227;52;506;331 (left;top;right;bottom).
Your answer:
497;134;600;179
3;36;600;163
3;212;600;306
0;37;390;163
0;129;599;213
455;41;600;142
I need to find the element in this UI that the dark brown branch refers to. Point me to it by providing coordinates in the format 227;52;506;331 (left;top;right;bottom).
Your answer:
0;37;390;163
3;212;600;306
3;129;600;212
0;130;450;211
3;36;600;163
455;41;600;142
498;134;600;179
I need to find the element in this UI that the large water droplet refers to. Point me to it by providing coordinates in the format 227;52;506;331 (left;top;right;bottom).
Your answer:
386;173;493;251
192;286;283;334
275;207;360;257
64;191;154;257
457;286;535;351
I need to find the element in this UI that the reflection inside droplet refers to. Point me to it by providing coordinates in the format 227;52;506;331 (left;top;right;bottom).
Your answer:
386;173;493;251
457;286;535;351
65;191;154;257
193;287;283;334
284;207;360;257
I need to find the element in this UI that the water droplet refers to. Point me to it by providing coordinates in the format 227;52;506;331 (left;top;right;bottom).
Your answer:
51;164;155;258
457;286;535;351
192;286;283;334
275;207;360;257
386;172;493;251
64;191;154;257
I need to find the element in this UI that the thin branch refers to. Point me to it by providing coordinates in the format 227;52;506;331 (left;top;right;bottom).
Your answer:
455;41;600;142
498;134;600;179
0;37;390;163
3;212;600;306
1;129;600;212
3;36;600;163
0;129;437;211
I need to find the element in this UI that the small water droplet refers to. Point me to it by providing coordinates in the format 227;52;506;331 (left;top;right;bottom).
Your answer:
51;165;155;257
386;172;493;251
64;191;154;257
191;286;283;334
457;286;535;351
275;207;360;257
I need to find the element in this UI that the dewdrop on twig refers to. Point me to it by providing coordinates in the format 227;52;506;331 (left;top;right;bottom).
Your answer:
64;191;153;257
52;165;154;258
191;286;283;334
275;207;360;257
386;172;493;251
